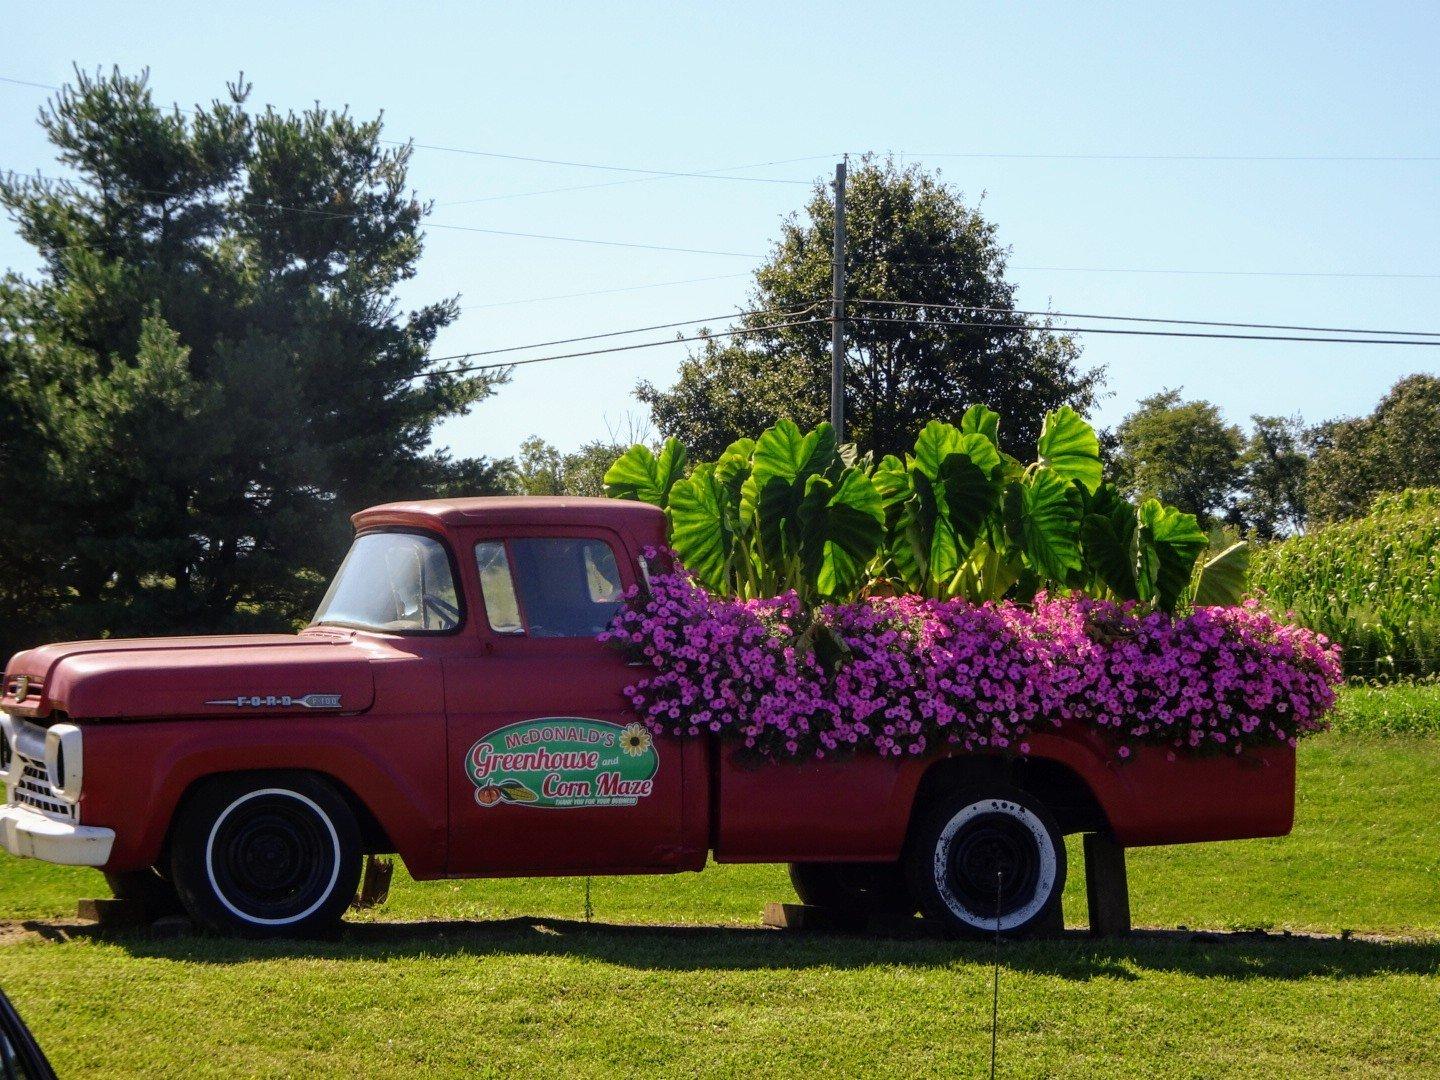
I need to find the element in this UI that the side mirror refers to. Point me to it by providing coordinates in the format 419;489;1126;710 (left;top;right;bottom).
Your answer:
0;988;58;1080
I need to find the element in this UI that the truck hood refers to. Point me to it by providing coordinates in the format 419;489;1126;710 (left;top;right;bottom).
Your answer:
3;629;377;721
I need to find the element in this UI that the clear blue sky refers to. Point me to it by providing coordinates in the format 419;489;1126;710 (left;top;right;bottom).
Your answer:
3;1;1437;461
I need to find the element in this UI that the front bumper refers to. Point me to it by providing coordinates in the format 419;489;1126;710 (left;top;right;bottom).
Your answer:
0;802;115;866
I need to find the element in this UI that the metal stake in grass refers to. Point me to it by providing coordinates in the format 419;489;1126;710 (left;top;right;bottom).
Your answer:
990;870;1002;1080
584;876;594;923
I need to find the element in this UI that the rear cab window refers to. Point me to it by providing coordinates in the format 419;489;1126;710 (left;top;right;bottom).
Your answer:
474;537;626;638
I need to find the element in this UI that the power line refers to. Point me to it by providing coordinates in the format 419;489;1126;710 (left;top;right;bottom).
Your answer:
3;169;765;258
0;73;821;190
1010;264;1440;281
469;273;753;310
441;296;1438;370
422;221;761;257
908;150;1440;163
15;164;1440;282
20;167;1440;277
878;259;1440;281
436;154;833;207
846;298;1440;339
403;141;814;183
416;315;825;379
848;313;1440;347
0;75;58;92
420;296;1440;385
426;302;822;364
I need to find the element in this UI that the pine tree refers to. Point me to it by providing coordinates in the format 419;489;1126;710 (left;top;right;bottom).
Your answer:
0;69;507;651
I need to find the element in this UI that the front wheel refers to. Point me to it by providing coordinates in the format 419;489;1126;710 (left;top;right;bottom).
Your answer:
169;772;362;937
104;867;182;916
905;785;1066;938
788;861;916;916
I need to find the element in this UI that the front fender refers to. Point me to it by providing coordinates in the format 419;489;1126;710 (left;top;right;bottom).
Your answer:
79;712;447;877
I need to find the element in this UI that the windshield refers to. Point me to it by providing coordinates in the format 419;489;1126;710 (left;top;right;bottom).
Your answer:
312;531;462;633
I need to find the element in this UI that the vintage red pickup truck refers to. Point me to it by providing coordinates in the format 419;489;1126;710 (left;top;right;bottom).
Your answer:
0;497;1296;936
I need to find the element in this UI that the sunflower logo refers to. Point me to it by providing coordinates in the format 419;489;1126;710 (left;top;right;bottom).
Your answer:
619;722;653;757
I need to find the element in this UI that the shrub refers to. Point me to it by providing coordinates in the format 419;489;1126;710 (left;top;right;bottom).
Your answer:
1251;489;1440;680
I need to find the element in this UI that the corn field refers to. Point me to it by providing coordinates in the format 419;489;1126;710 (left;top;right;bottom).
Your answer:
1250;488;1440;680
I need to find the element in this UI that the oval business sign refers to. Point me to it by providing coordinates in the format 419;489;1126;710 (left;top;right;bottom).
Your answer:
465;717;659;809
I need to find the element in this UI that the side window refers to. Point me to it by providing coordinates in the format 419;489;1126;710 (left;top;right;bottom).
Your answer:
474;538;626;638
474;541;524;634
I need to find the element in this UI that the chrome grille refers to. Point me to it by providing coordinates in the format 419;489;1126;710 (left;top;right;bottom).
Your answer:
12;751;76;822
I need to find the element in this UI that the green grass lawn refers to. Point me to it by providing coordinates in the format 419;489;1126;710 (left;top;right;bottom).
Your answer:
2;716;1438;1076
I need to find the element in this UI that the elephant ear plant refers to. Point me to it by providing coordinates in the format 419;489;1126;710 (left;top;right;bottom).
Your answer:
604;421;884;604
604;405;1247;614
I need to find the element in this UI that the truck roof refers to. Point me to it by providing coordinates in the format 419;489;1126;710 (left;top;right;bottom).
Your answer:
352;495;665;532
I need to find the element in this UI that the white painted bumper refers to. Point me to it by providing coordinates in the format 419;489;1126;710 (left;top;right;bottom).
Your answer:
0;803;115;866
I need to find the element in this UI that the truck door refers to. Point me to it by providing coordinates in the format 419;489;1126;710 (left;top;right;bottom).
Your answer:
442;526;688;875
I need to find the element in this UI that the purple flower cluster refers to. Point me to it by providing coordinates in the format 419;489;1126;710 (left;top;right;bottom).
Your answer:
1019;594;1342;759
601;558;1342;762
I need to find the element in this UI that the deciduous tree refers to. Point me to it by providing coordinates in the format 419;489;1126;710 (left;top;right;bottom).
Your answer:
1306;374;1440;523
1237;414;1311;539
510;436;626;497
636;157;1102;461
1109;389;1245;528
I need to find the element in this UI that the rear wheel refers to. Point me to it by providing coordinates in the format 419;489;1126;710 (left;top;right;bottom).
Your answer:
169;772;362;937
905;784;1065;938
788;861;916;916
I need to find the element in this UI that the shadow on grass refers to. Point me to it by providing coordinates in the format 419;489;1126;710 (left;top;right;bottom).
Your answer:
16;917;1440;982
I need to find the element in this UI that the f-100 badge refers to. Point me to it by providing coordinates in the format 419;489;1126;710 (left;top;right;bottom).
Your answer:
205;694;343;709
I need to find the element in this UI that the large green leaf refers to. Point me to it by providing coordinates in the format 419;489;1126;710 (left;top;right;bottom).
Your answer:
1136;499;1208;612
750;419;838;488
1005;467;1083;581
951;539;1024;603
872;454;911;514
666;463;736;594
1036;406;1102;493
1079;483;1141;600
908;469;959;584
959;404;1000;448
912;420;966;479
871;455;920;589
603;438;688;507
796;468;885;597
749;420;842;565
714;437;755;516
936;449;998;550
1192;540;1249;607
900;423;1003;592
913;422;1000;483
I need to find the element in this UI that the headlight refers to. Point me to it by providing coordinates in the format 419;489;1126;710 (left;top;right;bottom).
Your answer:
45;723;84;802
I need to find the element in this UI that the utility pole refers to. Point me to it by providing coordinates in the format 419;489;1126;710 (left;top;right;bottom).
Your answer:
829;158;847;441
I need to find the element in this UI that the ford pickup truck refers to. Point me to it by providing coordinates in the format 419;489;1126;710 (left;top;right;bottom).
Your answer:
0;497;1296;937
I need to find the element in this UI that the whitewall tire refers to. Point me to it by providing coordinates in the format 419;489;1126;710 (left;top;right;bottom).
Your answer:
906;784;1066;938
170;772;362;937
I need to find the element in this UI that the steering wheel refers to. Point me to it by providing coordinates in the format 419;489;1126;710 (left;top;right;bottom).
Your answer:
424;594;461;628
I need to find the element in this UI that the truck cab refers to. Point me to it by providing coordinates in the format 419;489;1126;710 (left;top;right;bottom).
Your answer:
1;497;1297;937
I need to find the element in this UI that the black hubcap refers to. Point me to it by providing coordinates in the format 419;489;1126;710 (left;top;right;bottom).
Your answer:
212;795;333;921
946;811;1042;918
